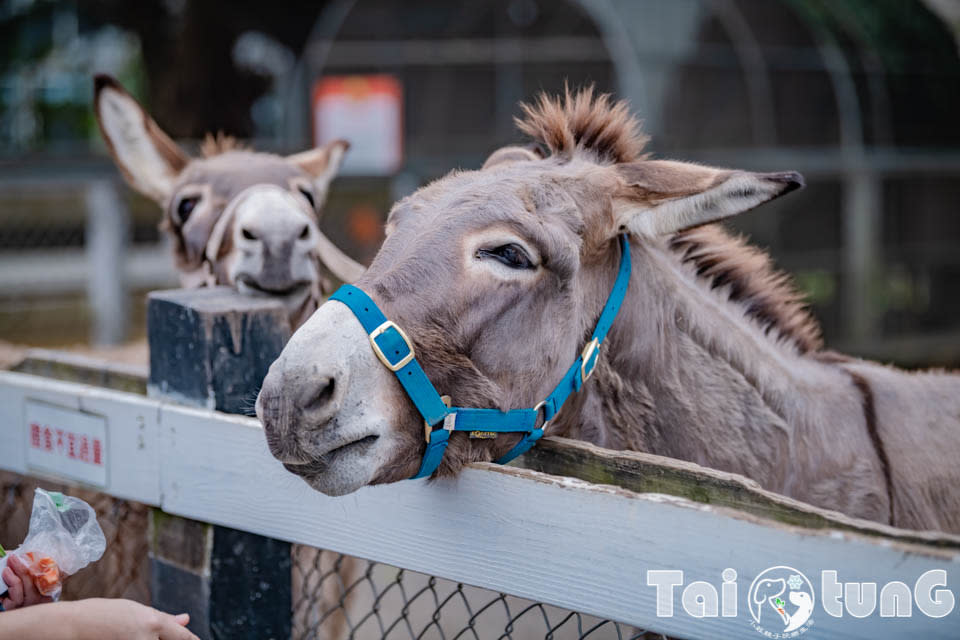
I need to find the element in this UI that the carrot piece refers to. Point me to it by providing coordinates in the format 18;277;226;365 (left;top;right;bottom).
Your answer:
23;554;62;596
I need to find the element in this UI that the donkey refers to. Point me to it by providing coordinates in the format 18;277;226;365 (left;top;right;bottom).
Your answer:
94;75;364;329
257;87;960;534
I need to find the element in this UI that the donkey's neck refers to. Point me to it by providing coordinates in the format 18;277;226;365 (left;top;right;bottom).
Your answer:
560;236;858;493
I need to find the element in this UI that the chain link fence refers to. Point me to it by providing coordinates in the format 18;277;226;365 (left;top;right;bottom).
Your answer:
291;546;659;640
0;471;150;603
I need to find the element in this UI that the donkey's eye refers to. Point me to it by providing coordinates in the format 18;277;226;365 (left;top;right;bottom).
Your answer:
176;196;199;224
298;187;316;209
477;244;535;270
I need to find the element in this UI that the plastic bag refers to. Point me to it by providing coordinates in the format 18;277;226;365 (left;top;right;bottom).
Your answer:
0;488;106;600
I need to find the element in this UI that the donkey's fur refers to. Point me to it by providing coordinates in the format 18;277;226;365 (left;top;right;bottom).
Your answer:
669;226;823;354
258;88;960;533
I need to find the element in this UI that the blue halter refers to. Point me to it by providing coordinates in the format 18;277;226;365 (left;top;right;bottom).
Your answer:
330;233;632;479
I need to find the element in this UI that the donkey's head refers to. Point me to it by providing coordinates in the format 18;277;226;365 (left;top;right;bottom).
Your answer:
94;75;364;327
257;87;803;495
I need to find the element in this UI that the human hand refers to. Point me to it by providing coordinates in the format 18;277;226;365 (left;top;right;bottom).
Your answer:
0;598;199;640
63;598;199;640
1;554;53;610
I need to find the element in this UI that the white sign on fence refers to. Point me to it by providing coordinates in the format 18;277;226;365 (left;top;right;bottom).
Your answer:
25;399;107;487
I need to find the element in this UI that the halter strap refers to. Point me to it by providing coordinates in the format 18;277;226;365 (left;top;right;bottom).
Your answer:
329;233;632;479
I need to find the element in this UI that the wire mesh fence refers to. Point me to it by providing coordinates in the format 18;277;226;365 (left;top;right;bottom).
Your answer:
0;471;150;603
291;546;660;640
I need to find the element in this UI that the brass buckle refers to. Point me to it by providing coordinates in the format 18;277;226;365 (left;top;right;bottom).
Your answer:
424;395;452;443
369;320;416;372
580;338;600;382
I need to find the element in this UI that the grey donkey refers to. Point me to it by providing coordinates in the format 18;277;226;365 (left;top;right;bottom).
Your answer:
257;87;960;534
94;75;364;329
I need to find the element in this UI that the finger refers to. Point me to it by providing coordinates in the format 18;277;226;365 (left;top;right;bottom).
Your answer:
7;554;24;572
2;565;24;607
7;555;27;579
10;556;43;605
14;558;53;607
174;613;190;626
157;613;201;640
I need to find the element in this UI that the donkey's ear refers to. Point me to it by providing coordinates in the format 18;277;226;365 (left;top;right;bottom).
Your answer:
287;139;350;207
482;144;543;170
94;74;189;204
611;160;803;237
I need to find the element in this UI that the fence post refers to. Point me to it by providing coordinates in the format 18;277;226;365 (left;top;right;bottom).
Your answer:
85;179;129;346
842;168;882;343
146;287;293;640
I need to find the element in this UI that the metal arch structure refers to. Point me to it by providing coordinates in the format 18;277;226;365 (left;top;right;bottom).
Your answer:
293;0;668;141
709;0;777;146
567;0;652;129
291;0;872;151
775;0;877;343
568;0;900;344
288;0;621;176
281;0;358;149
287;0;629;148
821;2;895;146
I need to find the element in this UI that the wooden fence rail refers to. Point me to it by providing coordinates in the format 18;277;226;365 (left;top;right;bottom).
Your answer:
1;363;959;639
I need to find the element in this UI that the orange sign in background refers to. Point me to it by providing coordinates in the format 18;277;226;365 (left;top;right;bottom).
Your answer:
312;75;403;176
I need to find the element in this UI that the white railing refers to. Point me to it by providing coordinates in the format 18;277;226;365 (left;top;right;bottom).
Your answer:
0;369;958;639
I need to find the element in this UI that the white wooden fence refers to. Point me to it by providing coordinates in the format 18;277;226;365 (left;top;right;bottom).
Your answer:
1;368;959;639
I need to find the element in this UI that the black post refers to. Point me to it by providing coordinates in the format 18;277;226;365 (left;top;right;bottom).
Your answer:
146;287;293;640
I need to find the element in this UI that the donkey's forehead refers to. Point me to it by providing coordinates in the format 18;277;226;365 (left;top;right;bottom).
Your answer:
175;151;306;196
392;162;590;233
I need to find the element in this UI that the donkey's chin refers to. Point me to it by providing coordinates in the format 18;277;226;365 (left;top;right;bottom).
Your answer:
236;278;313;319
236;276;312;299
283;435;382;496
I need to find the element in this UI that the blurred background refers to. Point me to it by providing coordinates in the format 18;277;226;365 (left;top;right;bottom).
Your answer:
0;0;958;367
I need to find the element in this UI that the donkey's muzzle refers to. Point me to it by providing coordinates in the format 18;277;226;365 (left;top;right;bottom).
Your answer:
219;184;321;307
258;361;344;440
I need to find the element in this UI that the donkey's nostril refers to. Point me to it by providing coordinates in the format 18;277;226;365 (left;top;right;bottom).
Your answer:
301;376;336;414
241;227;258;241
298;224;310;240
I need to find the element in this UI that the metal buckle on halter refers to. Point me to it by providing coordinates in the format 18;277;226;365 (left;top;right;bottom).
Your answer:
533;400;551;434
580;338;600;383
424;395;452;442
369;320;416;372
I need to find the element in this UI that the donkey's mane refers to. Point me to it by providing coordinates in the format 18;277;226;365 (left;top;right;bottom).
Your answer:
517;86;822;354
516;85;649;164
671;225;823;353
201;132;248;157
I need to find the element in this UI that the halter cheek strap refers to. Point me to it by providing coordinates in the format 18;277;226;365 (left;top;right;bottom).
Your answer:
329;233;632;479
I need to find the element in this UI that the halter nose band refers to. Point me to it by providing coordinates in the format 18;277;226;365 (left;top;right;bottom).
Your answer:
329;233;632;479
